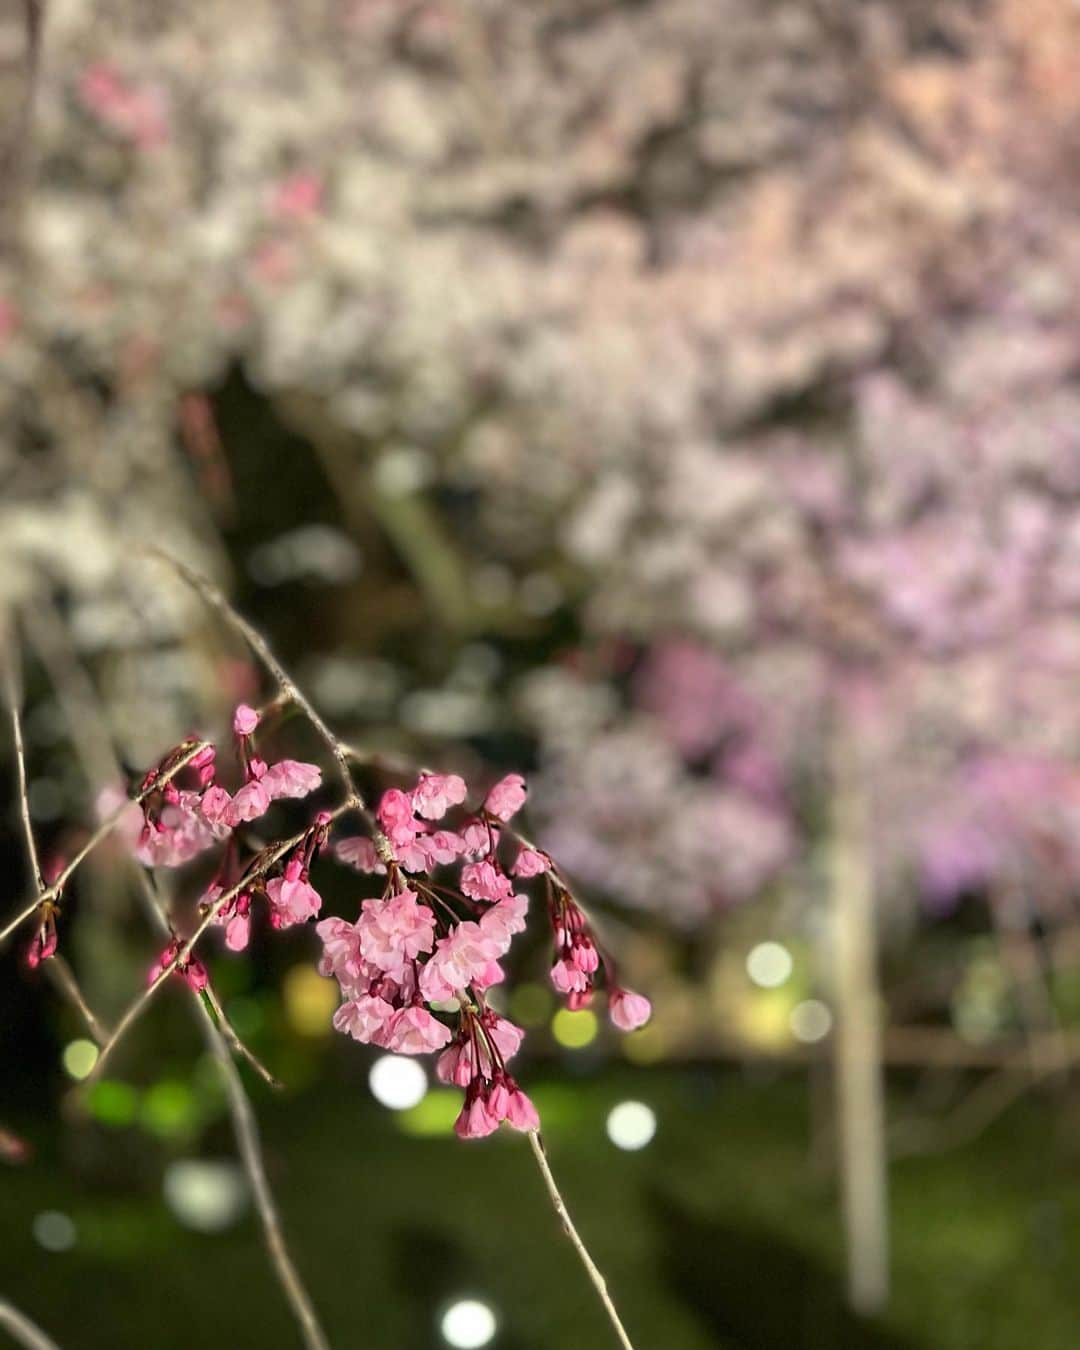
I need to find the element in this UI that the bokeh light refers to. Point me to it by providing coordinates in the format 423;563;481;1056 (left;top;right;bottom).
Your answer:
790;999;833;1044
439;1299;498;1349
551;1008;598;1049
283;965;338;1037
62;1038;99;1080
369;1055;428;1111
606;1101;657;1151
32;1211;76;1252
163;1160;247;1233
746;942;794;989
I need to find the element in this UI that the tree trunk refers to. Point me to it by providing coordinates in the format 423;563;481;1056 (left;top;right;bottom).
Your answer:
829;720;889;1314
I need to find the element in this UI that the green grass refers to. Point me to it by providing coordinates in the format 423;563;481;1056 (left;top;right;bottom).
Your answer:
3;1066;1079;1349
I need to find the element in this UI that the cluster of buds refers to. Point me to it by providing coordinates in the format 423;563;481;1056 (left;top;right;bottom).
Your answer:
131;704;321;871
202;808;333;954
324;769;651;1138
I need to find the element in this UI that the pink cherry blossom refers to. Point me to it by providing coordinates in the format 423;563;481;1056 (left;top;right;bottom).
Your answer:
332;994;396;1044
135;792;217;867
199;784;233;830
454;1086;499;1140
436;1041;475;1088
511;847;548;878
225;777;272;827
385;1006;452;1054
190;744;217;787
419;922;500;1002
262;759;322;800
609;988;652;1031
459;820;495;856
233;703;260;736
377;788;421;846
334;835;385;873
460;859;513;902
411;772;467;820
265;859;322;927
357;891;435;978
225;906;252;953
479;894;528;951
485;1013;525;1064
316;915;367;991
484;773;527;822
551;957;590;994
504;1082;540;1131
418;831;465;867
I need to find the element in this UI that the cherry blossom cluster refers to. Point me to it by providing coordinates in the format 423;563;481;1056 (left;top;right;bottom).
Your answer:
119;703;323;984
131;704;321;871
323;770;651;1139
68;702;651;1140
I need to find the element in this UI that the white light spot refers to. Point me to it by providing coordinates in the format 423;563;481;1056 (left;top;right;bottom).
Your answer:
440;1298;498;1349
606;1101;657;1151
33;1211;76;1252
790;999;833;1044
163;1160;247;1233
369;1055;427;1111
746;941;793;989
62;1038;99;1081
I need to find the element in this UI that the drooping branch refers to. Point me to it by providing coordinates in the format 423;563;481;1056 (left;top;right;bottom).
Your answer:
17;602;327;1350
0;736;214;948
3;650;111;1045
526;1131;636;1350
31;558;640;1350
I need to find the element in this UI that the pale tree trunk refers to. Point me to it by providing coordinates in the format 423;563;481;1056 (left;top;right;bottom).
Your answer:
828;719;889;1315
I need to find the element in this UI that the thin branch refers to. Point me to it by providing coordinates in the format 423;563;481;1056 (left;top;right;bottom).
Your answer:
201;982;281;1090
526;1131;636;1350
44;955;110;1047
5;651;45;890
196;998;330;1350
4;652;111;1044
0;738;214;947
146;550;360;811
128;869;326;1348
0;1297;62;1350
86;803;352;1082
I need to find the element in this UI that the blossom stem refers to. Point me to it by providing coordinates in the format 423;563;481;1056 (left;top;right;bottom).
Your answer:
525;1131;637;1350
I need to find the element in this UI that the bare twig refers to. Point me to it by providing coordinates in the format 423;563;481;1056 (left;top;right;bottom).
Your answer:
5;652;45;890
526;1131;636;1350
86;803;352;1081
202;981;281;1090
44;954;110;1047
146;550;360;810
0;1296;62;1350
0;737;214;947
129;870;326;1348
4;652;111;1045
197;1000;330;1349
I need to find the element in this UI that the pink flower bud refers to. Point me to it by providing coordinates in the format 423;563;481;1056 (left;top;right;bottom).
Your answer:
233;704;260;737
609;988;652;1032
484;773;527;823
